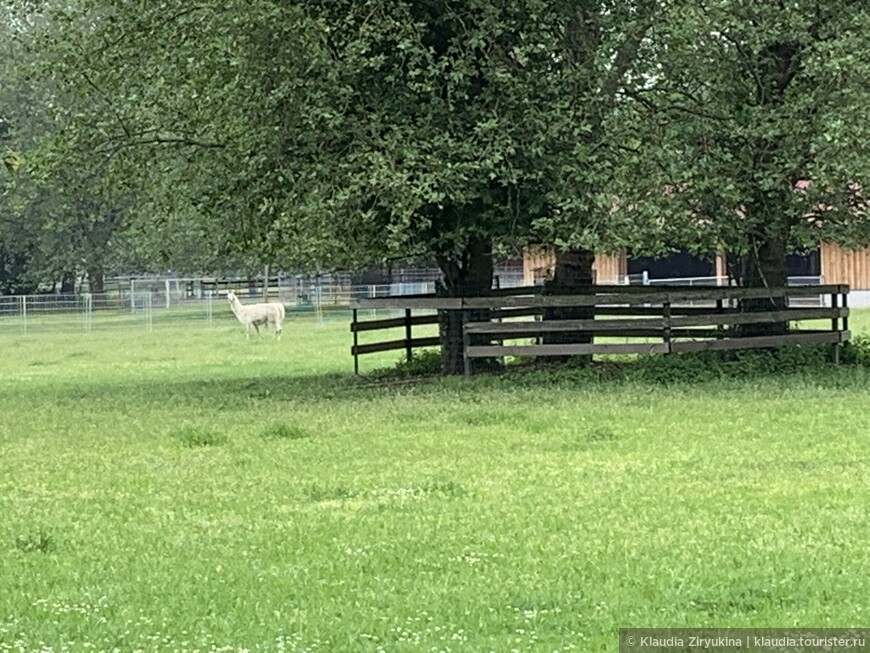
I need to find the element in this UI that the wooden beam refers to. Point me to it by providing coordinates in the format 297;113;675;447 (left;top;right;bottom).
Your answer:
465;318;667;333
350;297;462;310
670;330;848;353
351;336;441;356
351;284;849;310
464;307;848;334
669;307;849;328
466;342;670;358
350;313;439;332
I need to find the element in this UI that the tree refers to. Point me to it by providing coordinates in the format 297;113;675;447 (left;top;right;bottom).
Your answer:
10;0;674;370
0;3;128;293
522;2;661;360
624;1;870;333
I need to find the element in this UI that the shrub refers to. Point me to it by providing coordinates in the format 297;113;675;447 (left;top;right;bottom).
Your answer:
625;345;832;385
371;349;442;379
584;426;617;443
418;479;467;498
842;334;870;366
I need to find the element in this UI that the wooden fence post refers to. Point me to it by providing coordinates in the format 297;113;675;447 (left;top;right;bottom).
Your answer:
842;290;849;334
662;299;672;353
352;308;359;375
831;292;840;364
462;309;472;380
404;308;413;363
20;295;27;335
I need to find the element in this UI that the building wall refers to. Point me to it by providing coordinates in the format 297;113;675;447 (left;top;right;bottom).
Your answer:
821;243;870;290
594;250;627;283
524;244;870;290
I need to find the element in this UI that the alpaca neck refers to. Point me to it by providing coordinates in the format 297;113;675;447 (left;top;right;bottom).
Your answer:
229;296;245;317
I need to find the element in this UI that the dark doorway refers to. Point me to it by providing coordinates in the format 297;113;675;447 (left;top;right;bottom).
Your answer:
725;247;821;285
785;248;821;278
627;249;715;280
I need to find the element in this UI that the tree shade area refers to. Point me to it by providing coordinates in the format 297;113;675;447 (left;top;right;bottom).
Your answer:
2;1;870;364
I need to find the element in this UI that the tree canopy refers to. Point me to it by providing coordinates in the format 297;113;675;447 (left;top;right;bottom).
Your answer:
2;0;870;304
624;2;870;282
5;1;670;281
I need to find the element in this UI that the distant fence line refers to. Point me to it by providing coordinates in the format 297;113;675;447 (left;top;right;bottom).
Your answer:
0;274;833;336
97;267;526;300
0;282;440;335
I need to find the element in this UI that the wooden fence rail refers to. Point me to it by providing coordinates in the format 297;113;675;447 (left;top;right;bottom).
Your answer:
348;285;850;376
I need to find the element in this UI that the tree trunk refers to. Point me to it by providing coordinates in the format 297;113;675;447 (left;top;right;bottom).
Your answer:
60;271;76;294
541;248;595;364
435;235;495;375
737;234;789;336
87;266;105;294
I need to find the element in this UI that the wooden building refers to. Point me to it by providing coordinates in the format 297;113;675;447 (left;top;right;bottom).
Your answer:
819;244;870;289
523;244;870;289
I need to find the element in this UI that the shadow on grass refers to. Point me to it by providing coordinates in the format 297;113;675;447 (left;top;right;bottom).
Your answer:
10;370;454;410
6;345;870;411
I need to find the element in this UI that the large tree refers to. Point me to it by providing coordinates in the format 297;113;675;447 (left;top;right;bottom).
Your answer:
11;0;670;371
624;1;870;333
1;4;131;293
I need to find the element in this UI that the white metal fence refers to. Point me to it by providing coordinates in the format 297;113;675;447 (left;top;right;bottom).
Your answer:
0;274;837;335
615;274;828;306
617;273;825;287
0;283;444;335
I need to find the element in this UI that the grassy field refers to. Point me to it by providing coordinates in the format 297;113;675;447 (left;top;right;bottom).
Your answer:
0;311;868;652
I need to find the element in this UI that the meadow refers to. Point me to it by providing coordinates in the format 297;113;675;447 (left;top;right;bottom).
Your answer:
0;309;868;652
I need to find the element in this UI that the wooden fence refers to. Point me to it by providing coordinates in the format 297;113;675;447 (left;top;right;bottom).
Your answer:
349;285;851;376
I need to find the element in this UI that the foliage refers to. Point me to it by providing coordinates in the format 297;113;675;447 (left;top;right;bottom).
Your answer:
371;348;443;379
624;345;834;385
624;2;870;263
4;0;870;350
0;2;265;289
841;334;870;366
4;0;672;277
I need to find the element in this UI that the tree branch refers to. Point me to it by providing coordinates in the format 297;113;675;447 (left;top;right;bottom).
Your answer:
95;132;226;155
81;71;132;138
620;88;732;122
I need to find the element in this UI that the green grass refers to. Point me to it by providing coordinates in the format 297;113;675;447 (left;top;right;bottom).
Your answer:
0;313;868;652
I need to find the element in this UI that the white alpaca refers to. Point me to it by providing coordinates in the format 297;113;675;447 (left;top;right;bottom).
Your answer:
227;291;285;339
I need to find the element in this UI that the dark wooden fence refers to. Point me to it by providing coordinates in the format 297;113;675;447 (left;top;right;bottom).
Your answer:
349;306;441;374
349;285;851;376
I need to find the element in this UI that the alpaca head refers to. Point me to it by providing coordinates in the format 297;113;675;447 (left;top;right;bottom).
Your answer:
227;291;237;304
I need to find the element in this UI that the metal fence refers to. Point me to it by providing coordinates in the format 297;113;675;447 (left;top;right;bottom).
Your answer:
0;273;836;335
0;282;444;335
617;274;825;287
616;274;827;306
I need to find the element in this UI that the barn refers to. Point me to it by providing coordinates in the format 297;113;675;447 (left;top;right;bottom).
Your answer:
523;244;870;306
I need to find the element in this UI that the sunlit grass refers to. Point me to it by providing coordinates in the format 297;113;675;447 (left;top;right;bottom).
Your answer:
0;312;868;651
